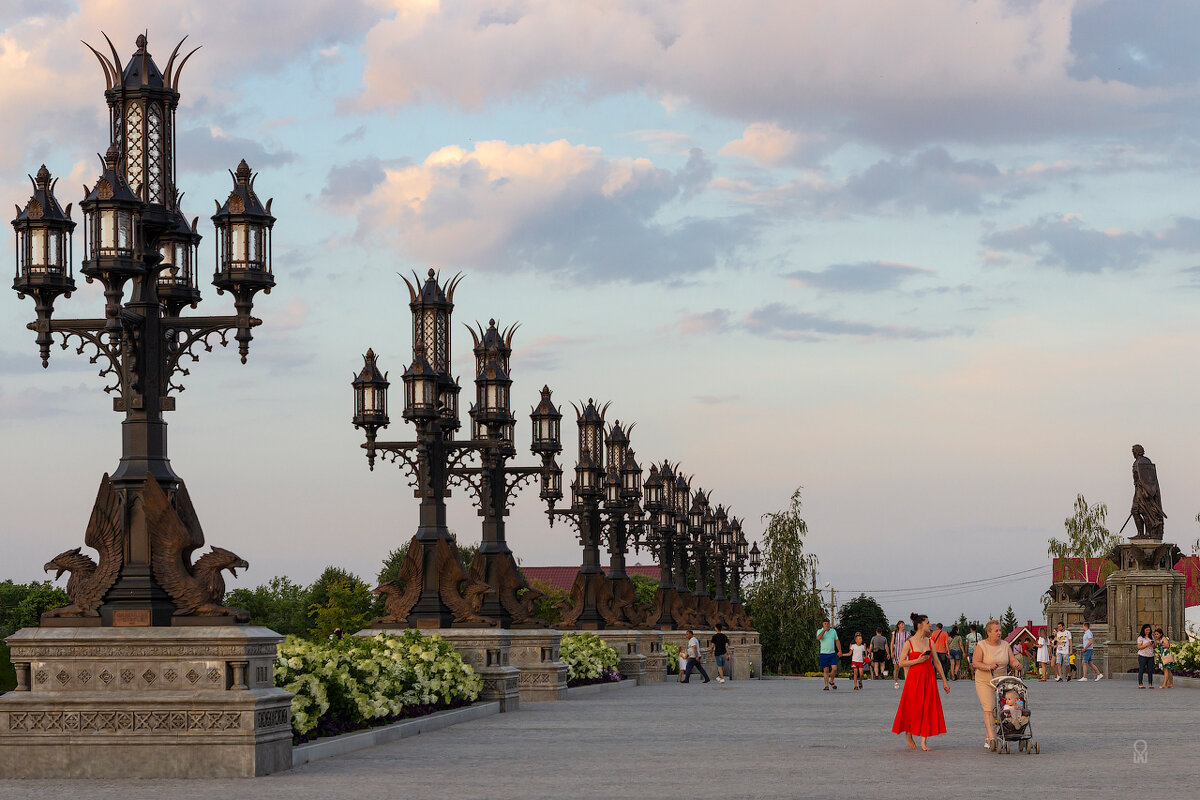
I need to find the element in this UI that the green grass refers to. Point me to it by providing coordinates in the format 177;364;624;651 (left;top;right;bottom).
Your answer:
0;643;14;693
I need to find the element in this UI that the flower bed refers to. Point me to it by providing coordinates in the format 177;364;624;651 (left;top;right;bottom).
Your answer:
275;631;482;743
560;632;622;687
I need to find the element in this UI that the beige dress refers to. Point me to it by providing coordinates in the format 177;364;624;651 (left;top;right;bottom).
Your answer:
973;640;1010;712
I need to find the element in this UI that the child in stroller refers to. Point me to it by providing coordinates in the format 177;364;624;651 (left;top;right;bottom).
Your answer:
989;676;1039;754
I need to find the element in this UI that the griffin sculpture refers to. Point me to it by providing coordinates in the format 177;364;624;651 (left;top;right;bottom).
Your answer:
143;473;250;621
43;474;124;617
373;535;494;626
555;572;631;629
468;554;543;626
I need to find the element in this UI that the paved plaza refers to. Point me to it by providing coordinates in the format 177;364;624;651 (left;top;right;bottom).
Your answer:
1;677;1190;799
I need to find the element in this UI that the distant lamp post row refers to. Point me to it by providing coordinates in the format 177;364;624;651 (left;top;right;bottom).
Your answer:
12;33;277;626
350;271;559;628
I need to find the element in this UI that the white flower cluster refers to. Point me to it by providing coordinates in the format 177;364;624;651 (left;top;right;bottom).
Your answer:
559;632;620;680
1170;638;1200;671
274;631;483;736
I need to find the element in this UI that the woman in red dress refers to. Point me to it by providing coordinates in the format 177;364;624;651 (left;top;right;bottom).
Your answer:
891;612;950;751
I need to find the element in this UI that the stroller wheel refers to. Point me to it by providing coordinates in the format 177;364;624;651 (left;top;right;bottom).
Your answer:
1018;740;1026;753
1034;742;1040;754
1003;742;1010;754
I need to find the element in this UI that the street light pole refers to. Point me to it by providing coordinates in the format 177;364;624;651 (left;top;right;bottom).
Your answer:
18;34;278;627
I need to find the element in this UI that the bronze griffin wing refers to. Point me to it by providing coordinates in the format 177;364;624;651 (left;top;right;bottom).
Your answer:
44;474;124;617
144;474;248;620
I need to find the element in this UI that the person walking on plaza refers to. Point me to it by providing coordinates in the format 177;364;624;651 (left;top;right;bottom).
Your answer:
848;632;867;690
1155;628;1175;689
947;626;964;681
817;617;841;690
870;628;890;680
930;622;950;679
709;624;731;684
891;612;950;751
891;620;910;689
1053;622;1072;682
965;624;982;670
972;619;1021;750
1080;622;1103;680
1036;631;1050;681
681;630;710;684
1136;624;1154;689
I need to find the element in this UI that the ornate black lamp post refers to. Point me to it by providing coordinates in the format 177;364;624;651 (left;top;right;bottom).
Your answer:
15;34;277;627
726;517;752;628
351;270;500;629
446;320;555;627
543;398;634;629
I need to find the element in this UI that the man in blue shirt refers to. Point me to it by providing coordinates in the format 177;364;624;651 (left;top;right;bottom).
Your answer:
816;617;842;690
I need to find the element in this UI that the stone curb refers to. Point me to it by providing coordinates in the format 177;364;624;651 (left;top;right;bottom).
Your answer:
292;702;501;767
566;679;636;698
1109;672;1199;689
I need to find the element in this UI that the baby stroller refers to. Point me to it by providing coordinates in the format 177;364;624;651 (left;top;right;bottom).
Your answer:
988;676;1039;754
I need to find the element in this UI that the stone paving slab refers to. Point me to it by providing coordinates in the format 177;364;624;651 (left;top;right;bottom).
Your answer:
0;676;1191;799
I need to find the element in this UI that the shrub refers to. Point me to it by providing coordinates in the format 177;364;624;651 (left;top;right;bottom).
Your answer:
275;631;481;741
663;641;681;673
0;644;14;694
1170;638;1200;672
559;632;620;683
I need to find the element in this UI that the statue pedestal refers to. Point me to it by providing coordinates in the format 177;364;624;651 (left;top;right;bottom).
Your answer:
0;626;292;778
593;631;647;685
507;629;568;702
1045;580;1092;630
1104;541;1187;675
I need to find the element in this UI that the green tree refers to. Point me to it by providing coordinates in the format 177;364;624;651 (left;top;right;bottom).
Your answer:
308;578;375;640
529;579;567;626
1001;605;1018;637
0;580;68;637
835;594;889;651
743;487;823;675
1049;494;1122;582
225;576;311;637
629;574;658;606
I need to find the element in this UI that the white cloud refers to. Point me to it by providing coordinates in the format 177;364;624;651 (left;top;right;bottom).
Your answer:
719;123;803;165
326;139;748;282
351;0;1166;147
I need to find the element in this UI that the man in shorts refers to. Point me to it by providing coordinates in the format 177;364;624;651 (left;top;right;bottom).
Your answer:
1079;621;1103;680
709;623;731;683
870;628;890;680
965;624;982;667
1053;622;1071;682
816;617;841;690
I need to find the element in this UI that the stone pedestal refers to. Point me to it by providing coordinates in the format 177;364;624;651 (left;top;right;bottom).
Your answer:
507;629;568;702
594;631;647;685
1045;580;1091;630
640;631;667;683
0;626;292;778
1104;541;1187;675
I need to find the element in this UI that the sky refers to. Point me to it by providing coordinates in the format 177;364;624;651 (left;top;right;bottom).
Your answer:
2;0;1200;628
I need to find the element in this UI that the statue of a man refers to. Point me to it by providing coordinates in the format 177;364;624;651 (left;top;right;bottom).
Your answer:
1130;444;1166;540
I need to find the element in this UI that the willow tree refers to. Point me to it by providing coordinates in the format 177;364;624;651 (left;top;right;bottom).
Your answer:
743;488;824;674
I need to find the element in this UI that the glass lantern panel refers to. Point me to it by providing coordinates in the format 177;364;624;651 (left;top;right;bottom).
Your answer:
176;243;189;276
146;104;164;204
363;385;377;413
249;225;263;268
486;383;498;409
231;223;247;266
117;211;132;253
29;229;47;270
159;242;175;268
125;103;144;191
100;210;115;253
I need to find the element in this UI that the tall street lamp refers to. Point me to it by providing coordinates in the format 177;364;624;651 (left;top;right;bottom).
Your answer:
352;270;497;628
444;320;557;627
17;34;277;626
600;422;655;626
637;460;702;629
542;398;631;629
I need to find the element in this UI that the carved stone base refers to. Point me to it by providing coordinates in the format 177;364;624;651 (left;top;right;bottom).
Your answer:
508;629;569;702
729;630;762;680
361;628;521;712
555;571;630;630
1104;541;1187;675
0;626;292;778
593;631;647;685
639;631;667;683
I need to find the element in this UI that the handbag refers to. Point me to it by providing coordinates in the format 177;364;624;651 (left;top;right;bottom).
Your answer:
1162;650;1176;665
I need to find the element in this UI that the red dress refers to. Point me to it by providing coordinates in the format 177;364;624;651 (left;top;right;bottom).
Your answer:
891;646;947;737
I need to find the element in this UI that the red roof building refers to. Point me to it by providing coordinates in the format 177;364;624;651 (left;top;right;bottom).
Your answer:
523;565;660;593
1005;620;1046;648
